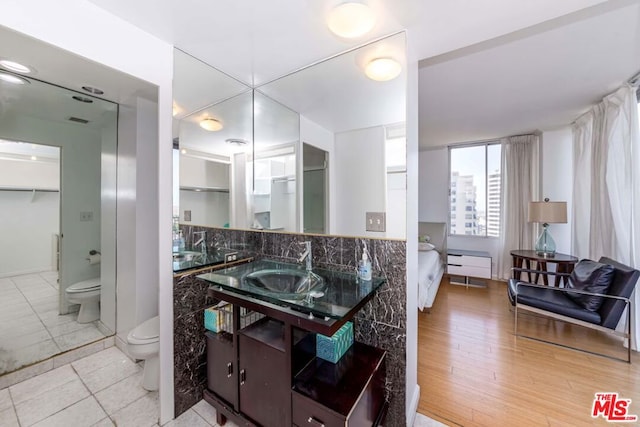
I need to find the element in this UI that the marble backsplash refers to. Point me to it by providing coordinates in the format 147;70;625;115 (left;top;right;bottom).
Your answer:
174;225;407;425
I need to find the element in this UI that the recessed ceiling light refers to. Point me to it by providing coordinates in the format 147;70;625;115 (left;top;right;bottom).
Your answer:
328;2;376;38
365;58;401;81
72;95;94;103
0;59;32;74
0;72;30;85
200;118;223;132
82;86;104;95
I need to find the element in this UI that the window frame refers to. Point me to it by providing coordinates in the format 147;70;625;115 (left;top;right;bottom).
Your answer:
447;141;501;238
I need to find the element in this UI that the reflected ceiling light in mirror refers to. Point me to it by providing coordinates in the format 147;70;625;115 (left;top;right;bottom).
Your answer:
0;59;33;74
225;138;249;146
365;58;401;81
328;2;375;38
0;72;30;84
181;148;187;154
199;118;223;131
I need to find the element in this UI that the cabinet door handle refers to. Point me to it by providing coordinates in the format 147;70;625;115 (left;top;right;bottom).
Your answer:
226;362;233;378
307;416;325;427
240;369;246;385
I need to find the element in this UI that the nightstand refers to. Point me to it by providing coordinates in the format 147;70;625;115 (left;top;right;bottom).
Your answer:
447;249;491;287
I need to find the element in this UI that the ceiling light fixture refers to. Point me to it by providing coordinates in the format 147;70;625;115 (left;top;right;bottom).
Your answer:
0;59;32;74
365;58;401;81
181;148;187;154
82;86;104;95
225;138;249;146
30;155;37;161
328;2;376;38
199;118;223;132
0;72;30;85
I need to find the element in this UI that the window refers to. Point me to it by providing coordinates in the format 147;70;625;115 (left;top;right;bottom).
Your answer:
449;142;502;237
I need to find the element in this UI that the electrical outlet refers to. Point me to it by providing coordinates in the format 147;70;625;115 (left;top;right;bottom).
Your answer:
80;211;93;222
224;252;238;263
366;212;386;232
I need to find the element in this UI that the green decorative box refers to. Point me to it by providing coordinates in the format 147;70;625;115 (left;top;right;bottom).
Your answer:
316;321;354;363
204;304;230;333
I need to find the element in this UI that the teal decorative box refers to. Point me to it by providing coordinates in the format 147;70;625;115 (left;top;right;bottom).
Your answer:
316;321;354;363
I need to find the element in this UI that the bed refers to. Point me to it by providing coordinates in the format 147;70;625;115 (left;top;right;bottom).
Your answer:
417;222;447;311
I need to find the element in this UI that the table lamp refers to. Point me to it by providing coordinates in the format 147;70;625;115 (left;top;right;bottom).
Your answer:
528;198;567;257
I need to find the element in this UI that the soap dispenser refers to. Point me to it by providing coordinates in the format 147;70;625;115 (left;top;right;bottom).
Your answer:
357;243;372;281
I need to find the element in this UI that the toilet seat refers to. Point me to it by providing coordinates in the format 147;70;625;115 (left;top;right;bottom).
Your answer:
128;316;159;345
67;278;101;293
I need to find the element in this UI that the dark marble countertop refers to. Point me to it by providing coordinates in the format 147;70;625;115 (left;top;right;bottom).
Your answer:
197;259;385;321
173;249;250;273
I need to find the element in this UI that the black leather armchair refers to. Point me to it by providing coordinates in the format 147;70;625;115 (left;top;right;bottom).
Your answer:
507;257;639;362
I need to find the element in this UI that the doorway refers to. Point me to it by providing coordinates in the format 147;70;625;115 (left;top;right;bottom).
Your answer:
302;143;328;234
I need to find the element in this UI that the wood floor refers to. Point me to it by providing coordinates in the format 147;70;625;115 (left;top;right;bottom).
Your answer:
417;276;640;427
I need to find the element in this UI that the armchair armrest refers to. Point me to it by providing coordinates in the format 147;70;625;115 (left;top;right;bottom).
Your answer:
514;281;630;303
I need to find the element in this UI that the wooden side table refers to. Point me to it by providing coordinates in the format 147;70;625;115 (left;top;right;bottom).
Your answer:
510;250;578;287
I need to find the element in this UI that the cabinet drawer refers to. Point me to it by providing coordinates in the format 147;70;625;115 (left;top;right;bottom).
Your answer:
292;392;344;427
448;264;491;279
447;254;491;268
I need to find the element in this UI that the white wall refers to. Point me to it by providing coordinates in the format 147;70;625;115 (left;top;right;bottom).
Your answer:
0;158;60;276
1;4;175;422
334;126;386;237
540;127;573;255
387;172;407;238
101;117;117;332
0;191;59;276
300;115;335;234
405;47;420;425
179;191;230;227
0;114;102;310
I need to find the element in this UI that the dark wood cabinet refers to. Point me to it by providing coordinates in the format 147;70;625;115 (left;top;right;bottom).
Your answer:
238;319;289;427
206;331;237;409
204;304;387;427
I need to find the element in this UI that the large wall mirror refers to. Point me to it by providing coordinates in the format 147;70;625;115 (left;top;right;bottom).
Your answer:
173;31;407;239
0;68;117;375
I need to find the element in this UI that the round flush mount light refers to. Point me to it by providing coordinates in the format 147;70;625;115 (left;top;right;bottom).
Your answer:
0;59;33;74
72;95;94;103
0;72;30;85
365;58;401;81
328;2;375;38
82;86;104;95
199;118;223;132
180;148;187;154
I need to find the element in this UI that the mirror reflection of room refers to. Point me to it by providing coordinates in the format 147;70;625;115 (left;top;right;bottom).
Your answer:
0;75;117;374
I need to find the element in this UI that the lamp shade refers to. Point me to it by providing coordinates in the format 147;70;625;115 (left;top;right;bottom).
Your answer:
528;201;567;224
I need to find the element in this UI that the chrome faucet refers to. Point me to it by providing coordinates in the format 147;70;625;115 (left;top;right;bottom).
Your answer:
193;231;207;255
298;241;312;271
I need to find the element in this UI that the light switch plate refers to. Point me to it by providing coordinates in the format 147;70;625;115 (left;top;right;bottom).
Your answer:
184;210;192;222
366;212;386;232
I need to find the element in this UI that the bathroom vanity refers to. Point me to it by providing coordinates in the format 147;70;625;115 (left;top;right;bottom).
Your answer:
198;260;388;426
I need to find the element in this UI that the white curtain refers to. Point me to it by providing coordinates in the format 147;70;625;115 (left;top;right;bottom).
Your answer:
572;85;640;350
497;135;540;279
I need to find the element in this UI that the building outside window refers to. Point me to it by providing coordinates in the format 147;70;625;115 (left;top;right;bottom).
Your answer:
449;142;501;236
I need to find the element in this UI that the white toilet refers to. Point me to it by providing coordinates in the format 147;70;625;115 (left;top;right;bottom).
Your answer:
127;316;160;391
65;278;101;323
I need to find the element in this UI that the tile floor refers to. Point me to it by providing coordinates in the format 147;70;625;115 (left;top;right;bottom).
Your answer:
1;344;446;426
0;272;108;374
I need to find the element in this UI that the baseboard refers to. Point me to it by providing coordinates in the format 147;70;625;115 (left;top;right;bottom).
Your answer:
406;384;420;426
0;267;51;278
